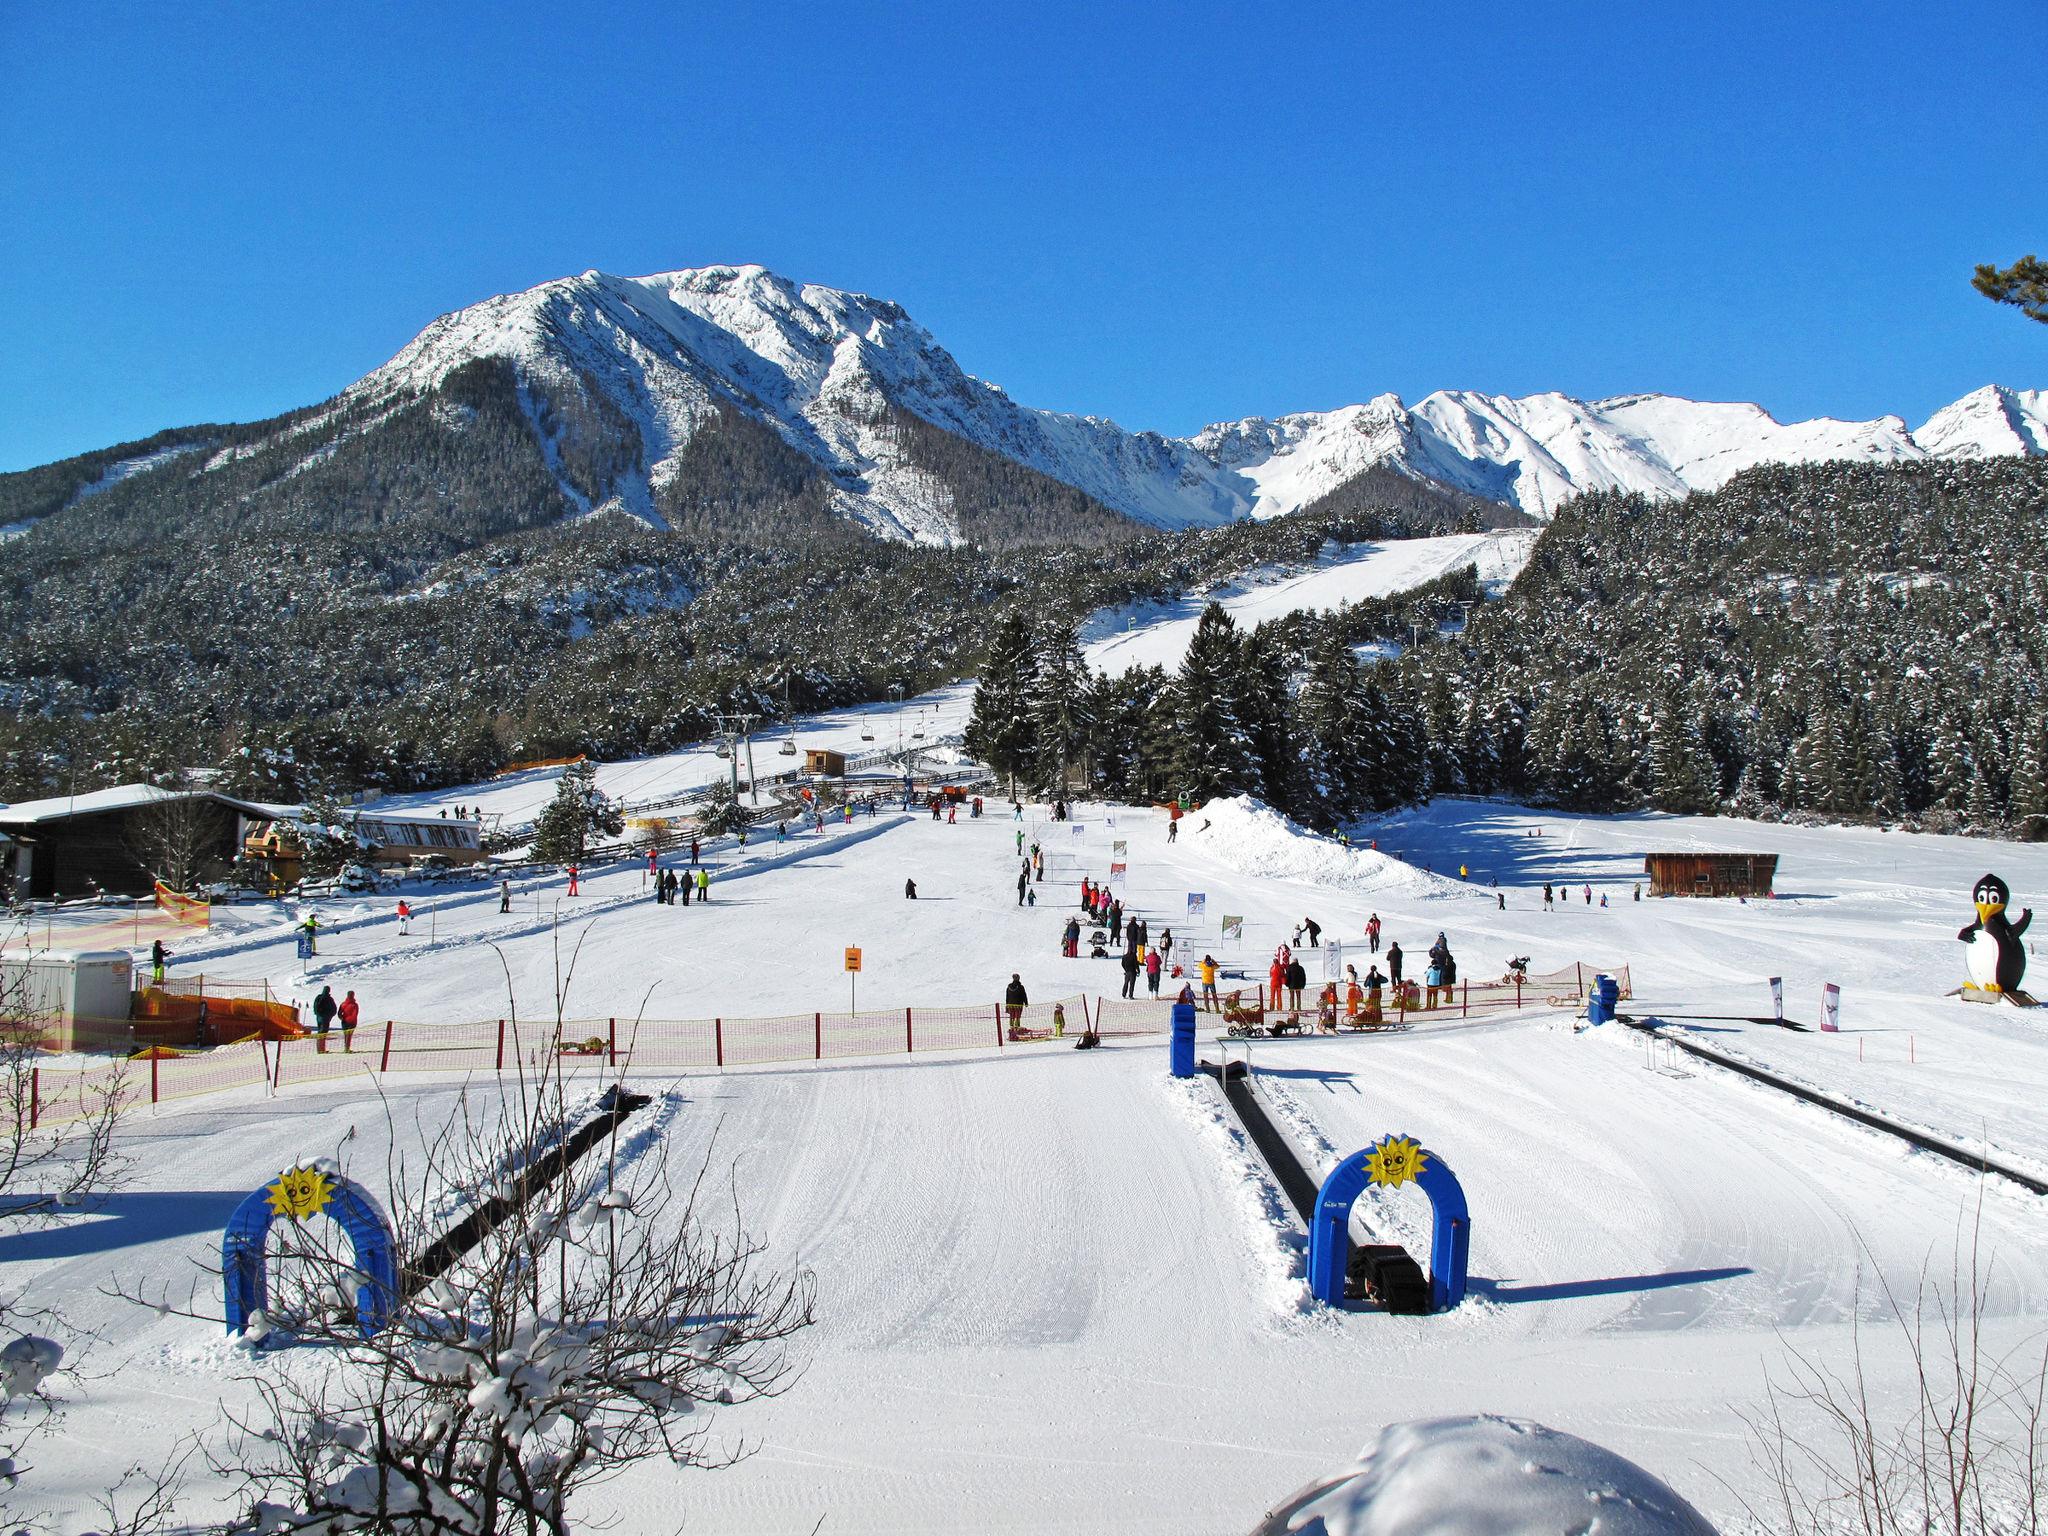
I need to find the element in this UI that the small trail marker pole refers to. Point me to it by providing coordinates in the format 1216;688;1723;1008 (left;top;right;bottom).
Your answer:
380;1022;395;1072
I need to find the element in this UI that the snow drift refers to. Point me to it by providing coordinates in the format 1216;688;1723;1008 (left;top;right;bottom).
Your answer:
1251;1415;1721;1536
1184;796;1472;903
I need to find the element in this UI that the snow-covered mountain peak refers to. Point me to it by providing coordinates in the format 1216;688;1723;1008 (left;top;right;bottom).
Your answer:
202;262;2048;540
1915;384;2048;460
1185;385;2037;520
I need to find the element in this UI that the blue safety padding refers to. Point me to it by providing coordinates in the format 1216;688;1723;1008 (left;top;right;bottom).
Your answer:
1305;1141;1470;1312
222;1175;397;1337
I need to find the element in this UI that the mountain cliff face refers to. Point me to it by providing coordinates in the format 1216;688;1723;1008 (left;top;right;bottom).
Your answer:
3;264;2042;549
337;264;1244;541
1189;385;2048;519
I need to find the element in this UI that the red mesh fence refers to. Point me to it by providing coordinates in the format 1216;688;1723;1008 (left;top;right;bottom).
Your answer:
153;1040;273;1105
23;962;1627;1121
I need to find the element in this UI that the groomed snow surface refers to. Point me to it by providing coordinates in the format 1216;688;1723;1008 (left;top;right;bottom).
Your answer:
1082;531;1535;675
13;790;2048;1533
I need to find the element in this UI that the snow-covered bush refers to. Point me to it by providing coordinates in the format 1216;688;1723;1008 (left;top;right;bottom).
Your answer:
178;1080;813;1533
1251;1415;1719;1535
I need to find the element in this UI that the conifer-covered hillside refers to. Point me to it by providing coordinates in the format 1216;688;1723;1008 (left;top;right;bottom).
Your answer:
1411;457;2048;830
968;457;2048;839
0;468;1477;805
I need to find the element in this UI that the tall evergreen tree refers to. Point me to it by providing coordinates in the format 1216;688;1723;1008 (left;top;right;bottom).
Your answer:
1298;632;1372;824
1027;621;1092;795
1170;604;1255;800
965;611;1037;794
530;760;625;862
1649;696;1716;814
1233;625;1303;818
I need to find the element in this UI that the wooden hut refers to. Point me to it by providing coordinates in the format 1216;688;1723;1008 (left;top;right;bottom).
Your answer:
805;748;848;778
1643;852;1778;898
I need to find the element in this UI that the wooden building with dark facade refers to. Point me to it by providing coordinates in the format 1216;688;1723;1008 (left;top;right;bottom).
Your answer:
1643;851;1779;898
0;784;283;899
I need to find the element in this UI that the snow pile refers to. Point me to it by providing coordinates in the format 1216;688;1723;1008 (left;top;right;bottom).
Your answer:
1252;1415;1720;1536
1188;797;1470;902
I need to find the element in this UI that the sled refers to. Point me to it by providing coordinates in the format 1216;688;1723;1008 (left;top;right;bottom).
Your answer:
1956;985;2039;1008
1345;1243;1432;1314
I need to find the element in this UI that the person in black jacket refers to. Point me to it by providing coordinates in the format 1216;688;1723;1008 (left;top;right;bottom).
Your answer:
1387;941;1404;989
1283;957;1307;1011
904;878;918;899
312;985;338;1054
1004;974;1028;1036
1120;944;1140;998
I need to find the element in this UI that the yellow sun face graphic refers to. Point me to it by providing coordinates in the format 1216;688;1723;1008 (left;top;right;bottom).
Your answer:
1365;1135;1428;1189
266;1166;334;1222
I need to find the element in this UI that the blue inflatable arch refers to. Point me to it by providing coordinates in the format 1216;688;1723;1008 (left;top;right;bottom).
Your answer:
1306;1141;1470;1312
223;1172;398;1337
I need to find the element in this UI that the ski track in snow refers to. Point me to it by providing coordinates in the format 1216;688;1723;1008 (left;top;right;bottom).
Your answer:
15;568;2048;1529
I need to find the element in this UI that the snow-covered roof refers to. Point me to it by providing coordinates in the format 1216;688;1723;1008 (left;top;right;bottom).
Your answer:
0;783;289;826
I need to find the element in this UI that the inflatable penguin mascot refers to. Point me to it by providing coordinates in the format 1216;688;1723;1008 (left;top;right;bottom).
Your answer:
1958;873;2032;998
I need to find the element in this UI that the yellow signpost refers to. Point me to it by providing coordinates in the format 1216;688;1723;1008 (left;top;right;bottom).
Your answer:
845;946;862;1011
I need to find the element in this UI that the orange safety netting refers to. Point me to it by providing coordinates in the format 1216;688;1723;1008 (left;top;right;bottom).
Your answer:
153;882;211;928
132;986;303;1042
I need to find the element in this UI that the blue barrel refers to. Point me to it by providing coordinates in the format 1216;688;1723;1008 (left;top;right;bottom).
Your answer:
1169;1000;1197;1078
1588;973;1619;1024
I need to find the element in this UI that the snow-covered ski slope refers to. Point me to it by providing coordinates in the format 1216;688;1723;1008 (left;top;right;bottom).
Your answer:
18;791;2048;1531
1081;529;1533;674
363;532;1533;831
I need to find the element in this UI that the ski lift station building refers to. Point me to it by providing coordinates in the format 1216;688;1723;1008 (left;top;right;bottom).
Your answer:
1642;851;1779;898
804;748;848;778
0;785;287;899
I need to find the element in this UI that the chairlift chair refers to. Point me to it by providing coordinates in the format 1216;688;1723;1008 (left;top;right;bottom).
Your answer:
779;741;798;757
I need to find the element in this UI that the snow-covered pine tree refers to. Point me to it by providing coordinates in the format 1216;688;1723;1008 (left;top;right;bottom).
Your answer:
1297;632;1371;824
1232;624;1303;817
1027;621;1093;796
1170;604;1255;801
965;610;1036;794
1419;675;1464;797
1648;696;1716;814
2009;708;2048;830
530;760;624;862
695;774;748;838
1928;719;1976;812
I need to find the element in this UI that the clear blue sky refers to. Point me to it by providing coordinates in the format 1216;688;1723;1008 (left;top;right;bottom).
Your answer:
2;1;2041;471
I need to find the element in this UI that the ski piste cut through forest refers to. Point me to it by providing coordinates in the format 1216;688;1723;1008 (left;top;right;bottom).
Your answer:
966;456;2048;837
4;448;2047;839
